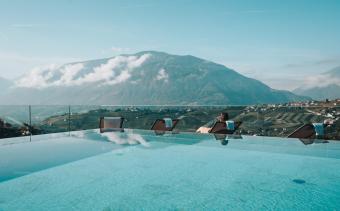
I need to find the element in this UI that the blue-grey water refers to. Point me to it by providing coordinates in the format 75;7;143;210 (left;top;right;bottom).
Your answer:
0;130;339;210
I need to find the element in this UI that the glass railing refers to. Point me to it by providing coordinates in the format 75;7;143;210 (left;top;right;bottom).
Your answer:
0;104;339;140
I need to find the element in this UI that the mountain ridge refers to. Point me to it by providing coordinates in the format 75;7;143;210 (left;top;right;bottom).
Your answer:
1;51;309;105
294;65;340;100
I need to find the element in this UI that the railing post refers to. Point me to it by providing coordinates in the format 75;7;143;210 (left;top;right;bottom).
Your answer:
29;105;32;142
68;105;71;136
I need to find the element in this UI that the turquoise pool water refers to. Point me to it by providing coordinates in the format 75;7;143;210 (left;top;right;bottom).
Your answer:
0;129;340;210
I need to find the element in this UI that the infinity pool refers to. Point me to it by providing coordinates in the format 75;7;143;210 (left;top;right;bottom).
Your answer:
0;129;340;210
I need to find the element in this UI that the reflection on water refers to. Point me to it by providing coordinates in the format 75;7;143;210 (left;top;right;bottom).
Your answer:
213;134;243;145
72;129;246;148
299;138;329;145
101;132;150;147
71;129;151;147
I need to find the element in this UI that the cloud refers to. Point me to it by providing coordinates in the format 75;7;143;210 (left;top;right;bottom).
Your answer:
301;74;340;89
127;54;150;68
76;58;119;84
106;70;131;85
53;63;84;86
77;53;150;85
15;54;151;88
15;64;58;88
155;68;169;82
15;63;85;88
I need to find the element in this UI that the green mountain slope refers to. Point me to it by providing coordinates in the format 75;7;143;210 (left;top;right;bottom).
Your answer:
2;51;309;105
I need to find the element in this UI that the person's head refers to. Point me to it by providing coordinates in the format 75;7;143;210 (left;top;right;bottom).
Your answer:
218;112;229;122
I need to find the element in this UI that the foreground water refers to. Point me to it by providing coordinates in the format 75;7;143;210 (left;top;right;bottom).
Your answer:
0;130;339;210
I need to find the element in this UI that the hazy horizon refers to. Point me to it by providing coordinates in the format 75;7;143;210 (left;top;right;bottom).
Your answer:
1;0;340;91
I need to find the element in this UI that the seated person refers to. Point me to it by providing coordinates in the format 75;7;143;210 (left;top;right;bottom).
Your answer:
196;112;229;133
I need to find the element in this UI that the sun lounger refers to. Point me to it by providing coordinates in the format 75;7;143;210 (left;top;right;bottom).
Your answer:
287;123;324;139
288;124;316;139
151;118;179;131
209;121;242;134
288;124;325;139
99;117;124;133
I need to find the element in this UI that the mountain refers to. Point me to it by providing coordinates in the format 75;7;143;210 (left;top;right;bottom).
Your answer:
1;51;308;105
294;66;340;100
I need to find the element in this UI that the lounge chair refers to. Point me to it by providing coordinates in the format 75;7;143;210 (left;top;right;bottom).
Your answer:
298;138;315;145
297;138;328;145
151;118;179;131
99;117;124;133
209;121;242;134
288;123;325;139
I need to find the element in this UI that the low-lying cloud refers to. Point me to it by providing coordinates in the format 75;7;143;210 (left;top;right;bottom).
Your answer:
155;68;169;82
53;63;84;86
15;54;150;88
14;64;58;88
301;73;340;89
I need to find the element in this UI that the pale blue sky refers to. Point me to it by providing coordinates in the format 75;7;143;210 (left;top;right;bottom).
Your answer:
0;0;339;90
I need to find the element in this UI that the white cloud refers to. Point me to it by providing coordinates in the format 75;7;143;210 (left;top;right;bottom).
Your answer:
127;54;150;69
301;74;340;89
14;54;151;88
15;63;84;88
76;57;120;84
106;70;131;85
77;53;150;85
155;68;169;82
15;64;58;88
53;63;84;86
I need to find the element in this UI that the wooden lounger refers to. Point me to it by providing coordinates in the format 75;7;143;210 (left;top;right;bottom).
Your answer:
209;121;242;134
151;119;179;131
99;117;124;133
287;124;317;139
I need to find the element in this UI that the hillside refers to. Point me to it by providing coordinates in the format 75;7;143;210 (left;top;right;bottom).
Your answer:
1;51;308;105
37;103;340;140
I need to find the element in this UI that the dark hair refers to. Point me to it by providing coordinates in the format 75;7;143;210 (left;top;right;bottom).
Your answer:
220;112;229;121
